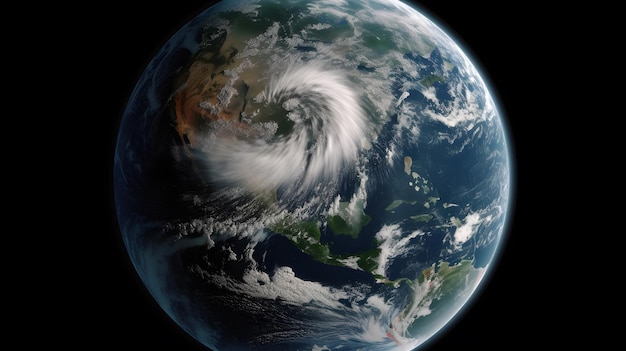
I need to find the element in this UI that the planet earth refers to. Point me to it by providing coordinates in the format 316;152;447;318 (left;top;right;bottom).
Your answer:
113;0;514;350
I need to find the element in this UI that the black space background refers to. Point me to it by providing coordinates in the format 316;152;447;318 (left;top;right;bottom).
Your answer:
31;0;559;349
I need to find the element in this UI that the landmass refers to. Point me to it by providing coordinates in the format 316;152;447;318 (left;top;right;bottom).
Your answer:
410;214;432;222
385;199;417;211
327;200;371;239
404;156;412;175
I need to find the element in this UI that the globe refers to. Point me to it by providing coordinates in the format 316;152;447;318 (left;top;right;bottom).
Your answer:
113;0;514;350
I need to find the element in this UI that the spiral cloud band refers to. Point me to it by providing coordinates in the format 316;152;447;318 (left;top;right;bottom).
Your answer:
204;64;369;193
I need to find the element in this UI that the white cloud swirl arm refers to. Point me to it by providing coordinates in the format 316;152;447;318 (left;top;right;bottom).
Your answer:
203;64;369;193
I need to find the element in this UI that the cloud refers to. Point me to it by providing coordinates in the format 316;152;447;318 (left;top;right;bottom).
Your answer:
375;224;423;278
452;212;481;248
239;266;351;308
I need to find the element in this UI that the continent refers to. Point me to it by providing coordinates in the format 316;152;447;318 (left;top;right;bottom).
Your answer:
172;39;246;149
389;260;484;341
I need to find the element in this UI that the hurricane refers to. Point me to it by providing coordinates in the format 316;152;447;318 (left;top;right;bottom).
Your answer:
201;63;369;194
